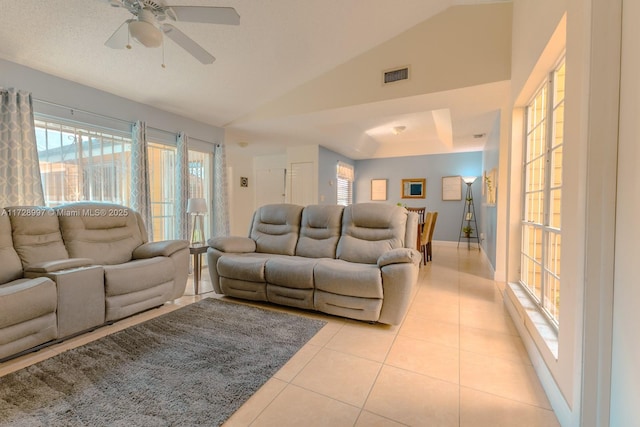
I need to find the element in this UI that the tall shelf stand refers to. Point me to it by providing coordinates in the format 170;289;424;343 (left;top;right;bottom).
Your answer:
458;177;481;250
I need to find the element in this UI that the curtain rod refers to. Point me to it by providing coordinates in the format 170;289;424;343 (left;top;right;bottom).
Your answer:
32;97;218;146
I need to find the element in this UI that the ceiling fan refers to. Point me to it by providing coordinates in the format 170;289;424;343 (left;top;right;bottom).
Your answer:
104;0;240;64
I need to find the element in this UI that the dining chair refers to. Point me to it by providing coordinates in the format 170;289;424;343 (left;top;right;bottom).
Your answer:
420;211;438;264
406;207;426;251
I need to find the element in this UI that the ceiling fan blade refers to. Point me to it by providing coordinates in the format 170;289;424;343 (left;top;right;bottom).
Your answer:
105;19;133;49
161;24;215;64
166;6;240;25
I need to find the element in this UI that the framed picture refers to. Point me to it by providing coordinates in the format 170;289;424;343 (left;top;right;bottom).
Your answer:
442;176;462;201
371;179;387;201
401;178;426;199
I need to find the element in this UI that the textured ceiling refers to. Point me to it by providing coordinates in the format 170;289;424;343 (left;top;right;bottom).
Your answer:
0;0;511;159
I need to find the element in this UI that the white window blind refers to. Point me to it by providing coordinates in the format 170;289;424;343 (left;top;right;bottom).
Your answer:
336;161;354;206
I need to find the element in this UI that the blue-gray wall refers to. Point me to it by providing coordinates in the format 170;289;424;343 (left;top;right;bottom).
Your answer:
354;152;483;242
318;146;355;205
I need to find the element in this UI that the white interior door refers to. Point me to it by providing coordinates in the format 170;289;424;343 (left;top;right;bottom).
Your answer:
255;168;286;208
290;161;314;206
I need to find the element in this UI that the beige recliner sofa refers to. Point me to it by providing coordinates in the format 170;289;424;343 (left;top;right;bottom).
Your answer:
0;202;189;361
207;203;421;325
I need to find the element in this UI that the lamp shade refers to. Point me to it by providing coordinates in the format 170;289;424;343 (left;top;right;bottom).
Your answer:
462;176;477;184
187;198;208;214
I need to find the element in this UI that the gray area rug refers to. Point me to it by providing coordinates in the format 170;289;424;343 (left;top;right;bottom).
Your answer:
0;298;326;426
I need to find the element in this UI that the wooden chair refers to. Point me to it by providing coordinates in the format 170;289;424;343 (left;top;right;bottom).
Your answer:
420;211;438;264
406;207;426;224
406;207;426;251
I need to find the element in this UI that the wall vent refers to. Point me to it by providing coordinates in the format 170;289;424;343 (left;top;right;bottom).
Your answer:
383;66;410;84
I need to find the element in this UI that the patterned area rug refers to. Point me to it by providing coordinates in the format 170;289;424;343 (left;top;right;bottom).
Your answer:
0;298;326;426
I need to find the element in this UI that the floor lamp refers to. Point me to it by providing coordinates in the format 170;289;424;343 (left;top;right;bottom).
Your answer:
187;198;207;246
458;176;481;250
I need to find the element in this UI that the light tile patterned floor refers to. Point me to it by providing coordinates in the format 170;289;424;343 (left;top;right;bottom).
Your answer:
0;244;560;427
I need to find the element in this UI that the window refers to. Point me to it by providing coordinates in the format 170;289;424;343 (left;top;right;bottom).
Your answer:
336;161;354;206
36;115;214;243
35;118;132;207
148;142;177;241
188;149;212;238
520;57;564;327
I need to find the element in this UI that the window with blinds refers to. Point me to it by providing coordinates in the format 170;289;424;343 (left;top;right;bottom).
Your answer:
336;161;354;206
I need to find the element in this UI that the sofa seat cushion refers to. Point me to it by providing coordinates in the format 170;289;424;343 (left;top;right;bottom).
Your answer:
217;253;272;283
265;257;316;289
104;257;174;297
314;260;383;299
0;277;57;328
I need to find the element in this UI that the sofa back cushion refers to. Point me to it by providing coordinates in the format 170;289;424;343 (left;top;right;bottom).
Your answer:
7;206;70;268
56;202;146;265
0;212;23;284
337;203;408;264
250;204;303;256
295;204;344;259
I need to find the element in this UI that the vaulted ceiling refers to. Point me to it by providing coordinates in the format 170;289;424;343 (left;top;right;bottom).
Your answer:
0;0;512;159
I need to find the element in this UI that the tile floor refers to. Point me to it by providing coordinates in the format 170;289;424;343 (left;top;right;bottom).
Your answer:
0;243;560;427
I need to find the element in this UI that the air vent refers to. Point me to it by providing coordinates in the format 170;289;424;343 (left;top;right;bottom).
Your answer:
383;66;410;85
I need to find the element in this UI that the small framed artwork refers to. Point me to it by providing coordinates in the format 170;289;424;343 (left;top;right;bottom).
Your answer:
240;177;249;187
371;179;387;201
442;176;462;201
401;178;426;199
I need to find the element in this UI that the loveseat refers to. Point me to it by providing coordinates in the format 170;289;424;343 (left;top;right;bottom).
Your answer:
0;202;189;361
207;203;421;325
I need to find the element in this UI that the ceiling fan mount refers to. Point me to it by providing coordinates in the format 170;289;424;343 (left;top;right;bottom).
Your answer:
104;0;240;64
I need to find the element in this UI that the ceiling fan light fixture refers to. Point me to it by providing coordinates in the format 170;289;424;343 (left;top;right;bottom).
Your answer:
393;126;406;135
129;9;162;48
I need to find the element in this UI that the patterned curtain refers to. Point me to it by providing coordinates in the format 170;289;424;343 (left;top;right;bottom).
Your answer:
175;132;190;241
0;88;45;206
212;143;230;237
131;120;153;241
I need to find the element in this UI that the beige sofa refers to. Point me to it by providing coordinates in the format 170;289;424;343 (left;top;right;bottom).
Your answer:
207;203;421;325
0;202;189;361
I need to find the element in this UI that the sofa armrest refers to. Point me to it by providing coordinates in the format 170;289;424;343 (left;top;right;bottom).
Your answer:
377;248;421;268
208;236;256;253
132;240;189;259
25;258;95;273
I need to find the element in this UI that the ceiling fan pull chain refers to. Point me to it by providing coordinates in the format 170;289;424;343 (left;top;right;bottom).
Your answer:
161;37;166;69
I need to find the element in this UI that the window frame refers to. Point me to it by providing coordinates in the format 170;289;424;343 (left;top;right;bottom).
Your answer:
519;56;565;329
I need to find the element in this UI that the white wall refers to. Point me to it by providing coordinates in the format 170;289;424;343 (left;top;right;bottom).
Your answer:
226;149;256;236
0;58;224;145
610;1;640;424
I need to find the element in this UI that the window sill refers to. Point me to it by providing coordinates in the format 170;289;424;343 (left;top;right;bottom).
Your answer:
505;282;558;360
